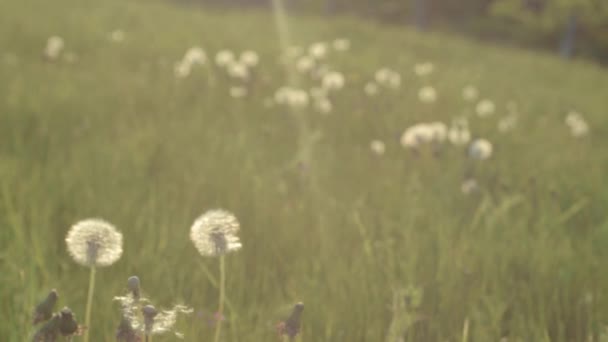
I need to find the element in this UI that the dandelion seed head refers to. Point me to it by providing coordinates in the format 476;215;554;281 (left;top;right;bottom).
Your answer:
364;82;379;96
295;56;315;74
468;139;493;160
332;38;351;51
227;61;249;79
566;111;590;137
183;47;206;66
428;121;448;143
109;30;125;43
174;60;192;79
45;36;64;60
476;99;496;117
65;218;123;267
308;42;328;59
462;85;478;101
400;124;434;149
314;97;332;114
190;209;242;257
370;140;386;156
240;50;259;67
322;71;345;91
215;50;235;67
418;86;437;103
230;86;248;98
414;62;434;77
498;113;518;133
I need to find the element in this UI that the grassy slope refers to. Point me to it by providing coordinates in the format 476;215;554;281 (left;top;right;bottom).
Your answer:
1;0;608;340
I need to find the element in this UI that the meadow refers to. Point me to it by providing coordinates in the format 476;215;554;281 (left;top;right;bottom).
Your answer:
1;0;608;340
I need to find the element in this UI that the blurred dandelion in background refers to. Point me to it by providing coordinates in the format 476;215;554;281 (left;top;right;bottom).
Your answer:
418;86;437;103
414;62;434;77
66;218;123;342
308;41;328;60
109;29;125;43
370;140;386;156
332;38;351;52
240;50;259;67
565;111;590;138
462;85;478;101
448;117;471;146
322;71;345;91
230;86;248;98
364;82;379;96
468;139;493;160
476;99;496;117
215;49;235;68
44;36;64;61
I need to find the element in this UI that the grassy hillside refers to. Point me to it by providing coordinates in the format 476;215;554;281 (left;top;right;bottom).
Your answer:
1;0;608;340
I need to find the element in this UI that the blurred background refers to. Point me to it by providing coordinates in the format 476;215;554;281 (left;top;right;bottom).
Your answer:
175;0;608;63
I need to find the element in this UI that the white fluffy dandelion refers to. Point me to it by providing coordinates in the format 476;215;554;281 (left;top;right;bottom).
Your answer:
190;209;242;257
448;118;471;146
295;56;315;74
314;97;332;114
400;124;434;149
364;82;379;96
66;218;123;342
109;30;125;43
308;42;328;59
468;139;493;160
370;140;386;156
174;60;192;79
227;61;249;80
322;71;345;91
476;99;496;118
428;121;448;143
565;111;590;137
462;85;478;101
44;36;65;60
418;86;437;103
184;47;206;66
65;219;123;267
215;50;235;68
240;50;259;67
229;86;248;98
414;62;434;77
332;38;351;52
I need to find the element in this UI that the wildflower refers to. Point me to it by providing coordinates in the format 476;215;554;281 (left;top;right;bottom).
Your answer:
468;139;493;160
239;50;259;67
414;62;434;77
476;99;496;118
462;85;478;101
308;42;328;59
295;56;315;74
370;140;386;156
375;68;401;89
183;47;206;66
65;219;123;267
322;71;345;91
229;86;248;98
364;82;379;96
418;86;437;103
44;36;64;60
190;209;241;257
215;50;235;68
33;290;58;325
109;30;125;43
332;38;351;51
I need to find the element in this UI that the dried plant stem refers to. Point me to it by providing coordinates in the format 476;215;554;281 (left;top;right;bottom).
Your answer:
213;256;226;342
461;317;470;342
83;266;96;342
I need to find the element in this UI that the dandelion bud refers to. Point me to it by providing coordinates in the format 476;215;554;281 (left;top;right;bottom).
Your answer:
65;218;123;267
127;276;140;300
33;289;58;325
58;307;79;336
142;305;158;335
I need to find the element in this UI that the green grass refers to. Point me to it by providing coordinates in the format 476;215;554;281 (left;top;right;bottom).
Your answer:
1;0;608;340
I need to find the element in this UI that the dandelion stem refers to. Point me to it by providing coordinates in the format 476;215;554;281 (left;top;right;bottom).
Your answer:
83;266;96;342
213;256;226;342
